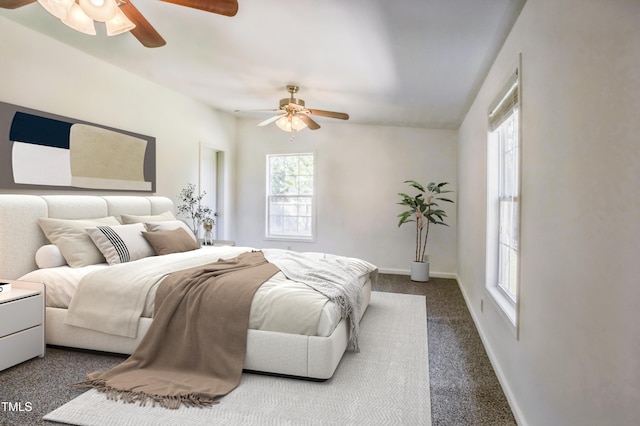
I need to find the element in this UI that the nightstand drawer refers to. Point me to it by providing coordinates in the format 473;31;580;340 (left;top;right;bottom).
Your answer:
0;326;44;371
0;294;43;337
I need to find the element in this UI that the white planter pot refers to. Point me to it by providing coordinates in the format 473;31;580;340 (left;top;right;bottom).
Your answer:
410;261;429;282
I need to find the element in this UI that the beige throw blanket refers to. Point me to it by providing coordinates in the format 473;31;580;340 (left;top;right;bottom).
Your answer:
74;251;279;408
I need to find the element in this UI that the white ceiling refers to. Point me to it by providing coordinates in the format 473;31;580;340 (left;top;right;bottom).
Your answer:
0;0;526;129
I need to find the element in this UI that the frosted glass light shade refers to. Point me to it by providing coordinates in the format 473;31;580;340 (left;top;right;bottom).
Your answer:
275;115;307;132
79;0;117;22
38;0;75;20
62;3;96;35
105;8;136;36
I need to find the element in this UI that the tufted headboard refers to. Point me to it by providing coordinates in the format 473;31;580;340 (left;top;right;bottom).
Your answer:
0;195;174;280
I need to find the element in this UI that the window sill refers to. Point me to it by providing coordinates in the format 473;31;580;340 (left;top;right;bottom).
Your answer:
486;286;519;339
264;236;315;243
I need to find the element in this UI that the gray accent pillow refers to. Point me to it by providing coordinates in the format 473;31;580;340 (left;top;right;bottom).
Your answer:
144;220;197;242
142;227;200;256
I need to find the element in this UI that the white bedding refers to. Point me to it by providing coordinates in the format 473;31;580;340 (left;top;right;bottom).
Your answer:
1;194;376;380
20;246;375;338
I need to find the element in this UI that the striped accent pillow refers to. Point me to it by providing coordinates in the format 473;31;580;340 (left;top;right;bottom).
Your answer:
86;223;155;265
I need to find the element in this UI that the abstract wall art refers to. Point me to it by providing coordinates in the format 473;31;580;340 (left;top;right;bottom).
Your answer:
0;101;156;192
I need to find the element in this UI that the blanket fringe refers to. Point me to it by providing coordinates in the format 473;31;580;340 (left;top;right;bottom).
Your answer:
71;380;219;409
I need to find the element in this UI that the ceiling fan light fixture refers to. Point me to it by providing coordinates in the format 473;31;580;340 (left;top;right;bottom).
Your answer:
291;115;307;131
37;0;75;20
6;0;239;47
78;0;117;22
276;115;307;132
105;7;136;36
61;3;97;35
241;85;347;134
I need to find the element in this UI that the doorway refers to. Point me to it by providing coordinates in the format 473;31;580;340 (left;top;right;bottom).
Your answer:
199;143;224;239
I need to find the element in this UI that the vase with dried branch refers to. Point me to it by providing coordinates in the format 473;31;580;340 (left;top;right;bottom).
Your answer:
177;183;213;239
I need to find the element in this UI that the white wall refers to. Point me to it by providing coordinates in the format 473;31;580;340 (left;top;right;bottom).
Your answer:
235;117;458;275
0;17;237;239
457;0;640;425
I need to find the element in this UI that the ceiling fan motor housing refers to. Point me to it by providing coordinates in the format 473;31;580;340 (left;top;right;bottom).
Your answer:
279;97;305;109
279;84;306;110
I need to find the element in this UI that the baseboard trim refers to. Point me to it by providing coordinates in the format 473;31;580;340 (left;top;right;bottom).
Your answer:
454;273;528;426
378;268;457;280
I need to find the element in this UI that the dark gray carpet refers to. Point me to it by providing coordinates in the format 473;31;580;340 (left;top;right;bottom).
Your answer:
374;274;516;426
0;274;515;426
0;347;124;425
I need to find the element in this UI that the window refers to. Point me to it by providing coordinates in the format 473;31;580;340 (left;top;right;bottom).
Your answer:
486;64;521;331
496;107;519;301
266;153;315;240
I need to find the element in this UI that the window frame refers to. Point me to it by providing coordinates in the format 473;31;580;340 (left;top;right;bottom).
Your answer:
486;58;522;336
265;152;316;242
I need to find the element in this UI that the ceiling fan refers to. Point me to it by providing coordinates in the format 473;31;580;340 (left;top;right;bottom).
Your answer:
0;0;238;48
245;85;349;133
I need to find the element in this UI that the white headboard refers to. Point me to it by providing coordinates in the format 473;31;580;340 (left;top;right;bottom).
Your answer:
0;195;174;280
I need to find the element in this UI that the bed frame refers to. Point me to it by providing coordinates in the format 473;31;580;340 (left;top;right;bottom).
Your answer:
0;194;371;379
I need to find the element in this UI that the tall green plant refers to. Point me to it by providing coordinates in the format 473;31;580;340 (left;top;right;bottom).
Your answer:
397;180;454;262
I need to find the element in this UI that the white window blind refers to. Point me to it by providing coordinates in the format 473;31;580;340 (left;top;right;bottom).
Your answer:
489;69;519;132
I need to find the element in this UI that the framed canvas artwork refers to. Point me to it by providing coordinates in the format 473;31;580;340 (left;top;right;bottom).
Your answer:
0;101;156;192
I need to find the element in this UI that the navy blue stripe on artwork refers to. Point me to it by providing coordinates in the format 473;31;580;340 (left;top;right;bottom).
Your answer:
9;111;72;149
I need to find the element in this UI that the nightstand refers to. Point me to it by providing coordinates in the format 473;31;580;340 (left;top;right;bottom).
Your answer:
0;280;45;371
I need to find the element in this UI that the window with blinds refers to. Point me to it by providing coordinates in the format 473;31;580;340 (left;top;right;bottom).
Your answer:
486;64;521;331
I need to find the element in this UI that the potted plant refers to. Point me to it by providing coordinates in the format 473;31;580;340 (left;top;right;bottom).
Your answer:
177;183;213;239
397;180;454;282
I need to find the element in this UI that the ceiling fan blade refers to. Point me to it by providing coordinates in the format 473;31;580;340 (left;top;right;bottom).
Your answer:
307;109;349;120
299;114;321;130
0;0;35;9
160;0;238;17
120;1;166;48
257;114;285;127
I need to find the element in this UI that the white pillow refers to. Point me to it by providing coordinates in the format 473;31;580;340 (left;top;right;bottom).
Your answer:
121;211;176;224
144;220;198;242
86;223;156;265
35;245;67;269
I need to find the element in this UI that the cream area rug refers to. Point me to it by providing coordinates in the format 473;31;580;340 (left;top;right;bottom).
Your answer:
44;292;431;425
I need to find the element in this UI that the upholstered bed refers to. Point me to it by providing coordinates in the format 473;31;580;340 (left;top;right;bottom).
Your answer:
0;194;376;380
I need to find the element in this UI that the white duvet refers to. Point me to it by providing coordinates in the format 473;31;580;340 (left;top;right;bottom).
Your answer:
20;246;376;338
